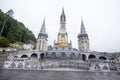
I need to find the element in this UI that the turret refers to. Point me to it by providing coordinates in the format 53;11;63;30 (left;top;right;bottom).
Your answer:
36;19;48;51
78;18;90;52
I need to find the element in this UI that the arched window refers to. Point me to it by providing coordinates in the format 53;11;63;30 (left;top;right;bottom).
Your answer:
85;41;87;43
21;55;28;58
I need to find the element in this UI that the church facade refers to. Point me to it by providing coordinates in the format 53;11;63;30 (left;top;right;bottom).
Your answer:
36;8;90;53
3;9;120;72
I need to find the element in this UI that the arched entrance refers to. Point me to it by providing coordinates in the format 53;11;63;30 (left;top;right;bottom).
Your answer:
21;55;28;58
82;54;86;61
99;56;107;60
31;53;38;58
88;54;96;60
40;53;44;59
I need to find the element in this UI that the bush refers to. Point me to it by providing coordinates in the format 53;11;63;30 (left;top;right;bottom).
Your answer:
0;36;10;47
14;41;23;45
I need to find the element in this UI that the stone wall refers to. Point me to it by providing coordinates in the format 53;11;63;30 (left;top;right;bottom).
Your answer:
0;51;15;69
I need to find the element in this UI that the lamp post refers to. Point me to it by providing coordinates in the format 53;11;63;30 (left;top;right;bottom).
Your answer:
0;9;14;36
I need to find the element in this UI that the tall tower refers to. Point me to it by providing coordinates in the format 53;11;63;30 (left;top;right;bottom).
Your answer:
36;19;48;51
55;8;70;47
78;18;90;52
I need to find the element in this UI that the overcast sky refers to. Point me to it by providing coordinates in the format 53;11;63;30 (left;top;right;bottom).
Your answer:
0;0;120;52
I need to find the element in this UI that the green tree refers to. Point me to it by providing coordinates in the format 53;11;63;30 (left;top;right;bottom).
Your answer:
0;10;36;45
0;36;10;47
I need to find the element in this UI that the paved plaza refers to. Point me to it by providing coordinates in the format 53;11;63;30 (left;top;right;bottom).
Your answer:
0;69;120;80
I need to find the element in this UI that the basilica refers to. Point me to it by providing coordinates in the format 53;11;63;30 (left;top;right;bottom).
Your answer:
3;8;120;72
36;8;90;58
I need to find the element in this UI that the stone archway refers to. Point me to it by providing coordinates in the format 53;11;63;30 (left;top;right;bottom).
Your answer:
82;54;86;61
40;53;44;59
21;54;28;58
99;56;107;60
31;53;38;58
88;54;96;60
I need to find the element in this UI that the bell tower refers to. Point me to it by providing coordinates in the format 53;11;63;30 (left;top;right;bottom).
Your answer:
55;8;71;47
36;19;48;51
78;18;90;52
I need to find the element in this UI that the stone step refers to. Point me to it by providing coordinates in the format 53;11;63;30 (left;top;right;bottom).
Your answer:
0;52;10;69
0;61;5;69
0;53;9;61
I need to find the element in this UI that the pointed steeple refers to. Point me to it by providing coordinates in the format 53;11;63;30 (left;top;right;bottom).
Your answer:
80;18;87;34
60;7;66;22
40;18;46;34
78;18;90;52
62;7;65;15
36;18;48;51
56;8;70;47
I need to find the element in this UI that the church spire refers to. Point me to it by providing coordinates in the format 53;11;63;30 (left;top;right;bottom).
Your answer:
78;18;90;52
55;8;70;47
62;7;65;15
60;7;66;22
40;18;46;34
36;18;48;51
80;18;87;34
